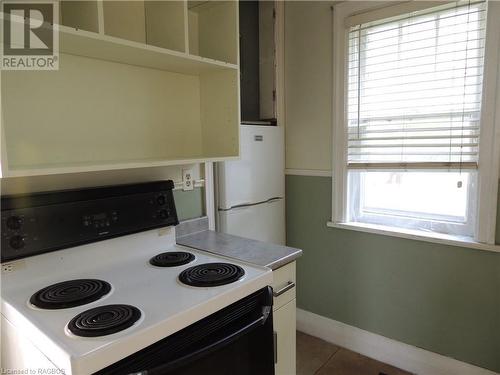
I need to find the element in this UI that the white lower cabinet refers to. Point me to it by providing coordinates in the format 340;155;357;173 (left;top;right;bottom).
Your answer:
272;261;296;375
274;299;296;375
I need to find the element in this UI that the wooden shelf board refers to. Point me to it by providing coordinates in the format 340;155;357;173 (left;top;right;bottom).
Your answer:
188;1;218;12
59;25;238;74
4;156;240;178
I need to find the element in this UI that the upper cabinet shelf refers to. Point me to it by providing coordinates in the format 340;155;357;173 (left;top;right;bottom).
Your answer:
58;0;237;75
60;1;101;33
1;1;240;177
60;26;237;75
188;1;238;64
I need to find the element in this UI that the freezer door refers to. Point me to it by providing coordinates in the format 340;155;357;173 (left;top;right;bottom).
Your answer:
218;198;285;245
218;125;284;209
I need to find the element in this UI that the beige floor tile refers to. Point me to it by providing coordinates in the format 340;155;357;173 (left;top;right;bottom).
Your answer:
316;348;413;375
296;331;340;375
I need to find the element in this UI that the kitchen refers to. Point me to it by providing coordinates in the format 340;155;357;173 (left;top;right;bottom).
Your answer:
1;1;499;375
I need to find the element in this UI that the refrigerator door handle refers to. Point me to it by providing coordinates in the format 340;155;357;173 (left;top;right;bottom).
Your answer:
219;197;283;211
265;197;282;204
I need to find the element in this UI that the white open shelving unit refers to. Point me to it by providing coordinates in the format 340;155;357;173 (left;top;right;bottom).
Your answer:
1;1;240;177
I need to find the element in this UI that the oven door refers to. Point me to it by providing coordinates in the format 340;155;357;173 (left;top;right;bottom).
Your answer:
96;287;275;375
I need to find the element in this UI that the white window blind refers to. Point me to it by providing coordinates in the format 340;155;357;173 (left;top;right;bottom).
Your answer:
347;0;487;169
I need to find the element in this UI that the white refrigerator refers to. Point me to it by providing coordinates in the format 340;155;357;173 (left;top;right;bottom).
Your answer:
216;125;285;245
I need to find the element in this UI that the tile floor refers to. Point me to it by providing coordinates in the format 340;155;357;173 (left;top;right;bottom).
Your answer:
297;331;413;375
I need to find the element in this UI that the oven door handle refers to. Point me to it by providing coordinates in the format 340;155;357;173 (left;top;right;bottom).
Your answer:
127;314;267;375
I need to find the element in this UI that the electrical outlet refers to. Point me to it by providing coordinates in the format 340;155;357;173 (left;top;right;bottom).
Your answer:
2;260;24;273
182;168;194;191
2;263;14;273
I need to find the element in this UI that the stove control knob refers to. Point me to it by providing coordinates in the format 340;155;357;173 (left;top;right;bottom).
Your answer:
159;209;168;219
6;216;22;230
9;235;25;250
157;195;166;206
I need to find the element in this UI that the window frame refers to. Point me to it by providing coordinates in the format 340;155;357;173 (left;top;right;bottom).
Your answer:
331;0;500;246
347;170;478;237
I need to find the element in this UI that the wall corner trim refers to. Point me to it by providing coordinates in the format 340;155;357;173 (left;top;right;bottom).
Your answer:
296;308;498;375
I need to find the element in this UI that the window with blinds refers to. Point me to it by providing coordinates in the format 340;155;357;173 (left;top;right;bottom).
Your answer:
341;0;489;238
346;0;486;170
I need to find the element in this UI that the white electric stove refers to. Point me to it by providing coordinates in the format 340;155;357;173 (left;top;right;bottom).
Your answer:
1;181;274;375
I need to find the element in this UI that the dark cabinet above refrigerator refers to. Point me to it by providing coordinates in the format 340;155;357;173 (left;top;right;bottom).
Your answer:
239;1;277;126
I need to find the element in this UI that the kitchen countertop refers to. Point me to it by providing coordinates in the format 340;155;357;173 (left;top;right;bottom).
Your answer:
177;229;302;270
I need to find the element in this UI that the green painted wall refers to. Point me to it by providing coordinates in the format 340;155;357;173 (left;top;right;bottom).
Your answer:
496;187;500;246
286;174;500;372
173;187;205;221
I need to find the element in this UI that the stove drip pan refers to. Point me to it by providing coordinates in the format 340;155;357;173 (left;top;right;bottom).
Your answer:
30;279;111;309
68;304;141;337
179;263;245;287
150;251;195;267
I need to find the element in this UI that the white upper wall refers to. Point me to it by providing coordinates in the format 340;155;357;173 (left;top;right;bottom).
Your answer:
284;1;333;172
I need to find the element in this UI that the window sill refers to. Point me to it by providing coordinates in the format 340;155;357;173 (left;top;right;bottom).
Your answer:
326;221;500;253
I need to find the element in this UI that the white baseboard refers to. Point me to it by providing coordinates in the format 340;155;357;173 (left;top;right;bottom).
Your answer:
297;308;498;375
